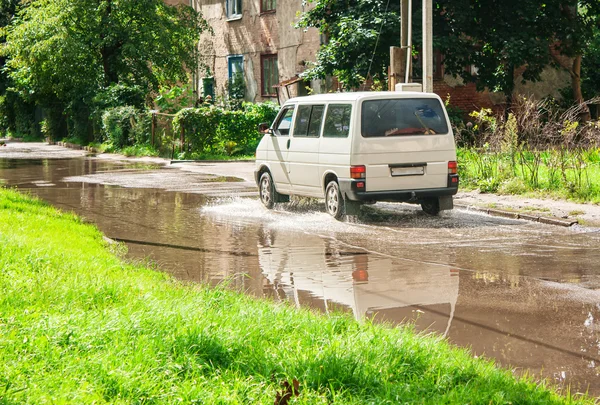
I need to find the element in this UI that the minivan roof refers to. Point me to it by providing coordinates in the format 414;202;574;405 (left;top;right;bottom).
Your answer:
285;91;441;104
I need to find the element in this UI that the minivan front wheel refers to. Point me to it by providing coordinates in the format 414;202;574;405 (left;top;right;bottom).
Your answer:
259;172;277;209
325;181;345;219
421;198;441;216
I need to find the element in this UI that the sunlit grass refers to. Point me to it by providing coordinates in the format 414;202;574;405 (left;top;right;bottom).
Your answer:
0;188;593;404
458;148;600;203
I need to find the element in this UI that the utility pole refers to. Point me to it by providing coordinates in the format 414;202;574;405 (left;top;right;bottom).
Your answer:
422;0;433;92
400;0;409;82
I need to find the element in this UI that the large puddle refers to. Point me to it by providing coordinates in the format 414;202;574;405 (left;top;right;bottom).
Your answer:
2;152;600;397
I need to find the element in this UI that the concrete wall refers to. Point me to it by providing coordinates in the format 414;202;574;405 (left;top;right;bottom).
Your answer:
196;0;321;104
435;67;571;116
164;0;190;6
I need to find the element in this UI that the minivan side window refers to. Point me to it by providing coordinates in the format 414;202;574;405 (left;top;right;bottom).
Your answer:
361;98;448;137
293;105;325;137
323;104;352;138
273;106;294;136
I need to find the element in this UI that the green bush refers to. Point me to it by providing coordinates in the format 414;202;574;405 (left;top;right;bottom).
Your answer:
173;106;223;152
173;102;279;156
132;111;153;144
0;90;39;139
101;106;139;148
93;84;146;110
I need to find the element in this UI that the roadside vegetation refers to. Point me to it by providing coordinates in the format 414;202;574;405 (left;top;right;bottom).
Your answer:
0;187;594;404
453;96;600;203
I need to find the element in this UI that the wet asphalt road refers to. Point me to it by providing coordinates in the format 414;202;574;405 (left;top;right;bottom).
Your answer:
2;142;600;397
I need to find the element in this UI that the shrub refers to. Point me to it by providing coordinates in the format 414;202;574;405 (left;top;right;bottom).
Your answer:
93;84;146;110
132;111;153;145
0;90;39;139
173;102;279;155
101;106;139;148
173;106;223;152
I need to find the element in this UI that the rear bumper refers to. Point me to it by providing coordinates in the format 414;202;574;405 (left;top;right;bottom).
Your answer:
339;175;459;203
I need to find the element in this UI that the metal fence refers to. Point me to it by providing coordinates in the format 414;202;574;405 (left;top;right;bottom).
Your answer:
151;112;180;159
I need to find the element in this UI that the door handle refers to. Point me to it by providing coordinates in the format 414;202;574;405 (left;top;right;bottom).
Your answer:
287;139;291;149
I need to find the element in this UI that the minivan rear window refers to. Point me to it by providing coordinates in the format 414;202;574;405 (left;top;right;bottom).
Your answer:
361;98;448;137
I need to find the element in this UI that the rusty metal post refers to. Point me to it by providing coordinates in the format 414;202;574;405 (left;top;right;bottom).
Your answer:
180;122;185;154
151;113;156;147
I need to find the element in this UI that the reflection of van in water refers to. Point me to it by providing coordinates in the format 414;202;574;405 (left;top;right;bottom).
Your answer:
258;230;459;335
254;92;459;219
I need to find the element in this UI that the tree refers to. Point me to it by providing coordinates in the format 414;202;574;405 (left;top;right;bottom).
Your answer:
581;18;600;100
0;0;37;138
3;0;206;140
296;0;400;90
433;0;579;112
548;1;600;111
438;0;600;115
298;0;600;113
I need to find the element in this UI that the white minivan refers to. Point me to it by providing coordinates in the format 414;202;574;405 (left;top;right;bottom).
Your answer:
254;92;459;219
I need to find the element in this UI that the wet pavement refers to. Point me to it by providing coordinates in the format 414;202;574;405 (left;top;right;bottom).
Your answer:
2;142;600;397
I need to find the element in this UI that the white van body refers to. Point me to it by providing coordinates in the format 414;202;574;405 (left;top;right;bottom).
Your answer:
254;92;459;218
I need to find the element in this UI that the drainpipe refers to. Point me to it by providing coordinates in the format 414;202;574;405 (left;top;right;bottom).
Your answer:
422;0;433;93
190;0;197;103
404;0;412;84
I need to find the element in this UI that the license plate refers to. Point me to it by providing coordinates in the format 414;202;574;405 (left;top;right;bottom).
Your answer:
390;166;425;176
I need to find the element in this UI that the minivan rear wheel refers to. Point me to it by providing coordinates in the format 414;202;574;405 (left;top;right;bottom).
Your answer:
259;172;277;209
325;181;344;219
421;198;441;216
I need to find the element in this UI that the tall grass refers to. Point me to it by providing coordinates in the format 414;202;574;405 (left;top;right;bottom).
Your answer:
458;148;600;202
456;97;600;202
0;188;593;404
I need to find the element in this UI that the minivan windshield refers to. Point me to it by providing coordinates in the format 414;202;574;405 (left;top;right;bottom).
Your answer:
361;98;448;137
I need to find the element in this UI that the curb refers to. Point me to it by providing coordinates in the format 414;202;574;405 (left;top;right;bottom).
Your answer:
455;203;578;227
54;141;99;153
170;159;256;164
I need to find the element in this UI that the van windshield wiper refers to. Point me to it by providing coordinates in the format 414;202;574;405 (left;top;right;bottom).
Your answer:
414;111;434;134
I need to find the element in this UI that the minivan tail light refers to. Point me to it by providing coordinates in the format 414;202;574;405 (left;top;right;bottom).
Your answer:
350;165;366;179
448;161;458;174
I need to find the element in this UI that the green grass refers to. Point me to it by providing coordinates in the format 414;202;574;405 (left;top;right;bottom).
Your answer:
458;148;600;203
0;188;593;404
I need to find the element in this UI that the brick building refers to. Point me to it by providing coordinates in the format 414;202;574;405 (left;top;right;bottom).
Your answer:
193;1;570;112
194;0;322;104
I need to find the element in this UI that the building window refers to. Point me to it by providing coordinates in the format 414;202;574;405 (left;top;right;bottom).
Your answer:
228;55;244;82
228;55;245;99
261;0;276;13
226;0;242;19
202;77;215;101
261;54;278;97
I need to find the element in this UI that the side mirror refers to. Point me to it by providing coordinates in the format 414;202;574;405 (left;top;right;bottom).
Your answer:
258;122;272;135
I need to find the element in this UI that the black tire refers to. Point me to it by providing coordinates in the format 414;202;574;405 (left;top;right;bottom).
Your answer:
421;198;441;216
259;172;277;209
325;181;345;220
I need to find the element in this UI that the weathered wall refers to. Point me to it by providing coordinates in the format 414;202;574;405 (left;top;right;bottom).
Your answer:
435;65;571;117
196;0;320;104
164;0;190;6
515;66;571;101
